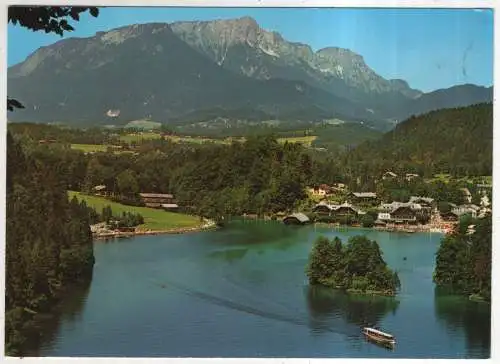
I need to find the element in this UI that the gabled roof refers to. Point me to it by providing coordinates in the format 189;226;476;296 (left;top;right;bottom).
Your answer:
285;213;310;223
314;202;364;214
352;192;377;198
380;201;422;213
161;203;179;209
140;193;174;199
383;171;398;177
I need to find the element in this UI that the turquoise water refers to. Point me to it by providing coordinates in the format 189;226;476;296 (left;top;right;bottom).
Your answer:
34;221;490;358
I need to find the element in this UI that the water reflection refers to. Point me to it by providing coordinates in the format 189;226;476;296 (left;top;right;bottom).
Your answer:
305;285;400;335
434;287;490;358
207;219;304;246
22;279;92;356
209;248;249;262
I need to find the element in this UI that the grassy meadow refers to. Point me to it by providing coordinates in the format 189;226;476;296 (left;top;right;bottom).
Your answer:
277;135;317;146
68;191;201;231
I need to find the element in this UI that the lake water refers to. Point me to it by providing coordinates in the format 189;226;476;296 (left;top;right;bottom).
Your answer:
33;220;490;358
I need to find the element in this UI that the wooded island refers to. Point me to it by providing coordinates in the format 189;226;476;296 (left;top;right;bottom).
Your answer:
306;235;401;296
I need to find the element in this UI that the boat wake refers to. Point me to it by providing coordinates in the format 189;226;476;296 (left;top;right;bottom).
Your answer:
160;280;359;338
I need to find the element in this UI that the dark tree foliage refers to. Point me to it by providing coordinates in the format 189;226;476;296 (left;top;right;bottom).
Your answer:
7;6;99;111
306;235;400;295
434;214;492;301
8;6;99;34
10;132;316;219
8;123;120;145
7;98;24;112
345;103;493;178
98;206;144;228
5;132;95;356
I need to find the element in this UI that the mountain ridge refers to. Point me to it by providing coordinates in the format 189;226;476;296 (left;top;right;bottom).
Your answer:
7;17;493;128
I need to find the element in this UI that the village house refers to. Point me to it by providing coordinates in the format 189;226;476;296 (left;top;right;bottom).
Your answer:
405;173;420;181
476;183;492;196
139;193;177;209
313;202;364;218
478;195;491;218
481;194;490;208
377;201;423;224
408;196;435;212
382;171;398;180
451;204;480;219
93;185;109;197
283;213;311;225
308;184;331;198
313;201;335;215
390;205;419;224
466;224;476;236
333;202;364;218
349;192;378;204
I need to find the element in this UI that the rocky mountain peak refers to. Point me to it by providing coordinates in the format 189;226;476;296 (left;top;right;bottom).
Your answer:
316;47;365;66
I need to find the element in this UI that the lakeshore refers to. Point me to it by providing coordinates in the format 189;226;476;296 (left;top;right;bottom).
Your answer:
313;221;454;235
91;219;217;240
29;222;490;358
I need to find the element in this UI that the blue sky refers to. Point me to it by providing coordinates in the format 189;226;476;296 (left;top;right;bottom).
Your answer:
7;7;493;92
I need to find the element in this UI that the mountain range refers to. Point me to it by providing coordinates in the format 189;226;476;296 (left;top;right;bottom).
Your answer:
7;17;493;130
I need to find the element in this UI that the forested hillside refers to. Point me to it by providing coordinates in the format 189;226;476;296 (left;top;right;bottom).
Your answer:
8;131;338;219
5;132;95;355
345;103;493;177
434;215;492;301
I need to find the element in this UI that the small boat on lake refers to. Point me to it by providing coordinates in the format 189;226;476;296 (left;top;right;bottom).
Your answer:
362;327;396;347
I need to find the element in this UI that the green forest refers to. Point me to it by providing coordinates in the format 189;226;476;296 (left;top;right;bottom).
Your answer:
434;215;492;301
7;103;493;221
306;235;401;295
4;102;493;354
5;133;95;355
345;103;493;178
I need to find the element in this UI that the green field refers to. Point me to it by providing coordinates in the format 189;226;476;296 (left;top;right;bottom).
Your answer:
277;135;317;146
91;133;317;149
68;191;200;231
71;144;111;153
119;132;162;143
70;144;133;154
119;133;237;145
124;119;162;130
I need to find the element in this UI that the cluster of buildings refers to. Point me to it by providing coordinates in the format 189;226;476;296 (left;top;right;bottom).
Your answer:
311;193;490;226
308;183;492;227
311;195;435;225
375;197;434;224
139;193;178;210
308;183;347;198
382;171;420;182
92;185;179;210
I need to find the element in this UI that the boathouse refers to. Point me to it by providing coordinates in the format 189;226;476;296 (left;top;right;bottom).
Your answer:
283;213;311;225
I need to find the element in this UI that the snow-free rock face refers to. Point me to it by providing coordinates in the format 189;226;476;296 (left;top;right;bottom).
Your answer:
8;21;375;125
170;17;422;101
